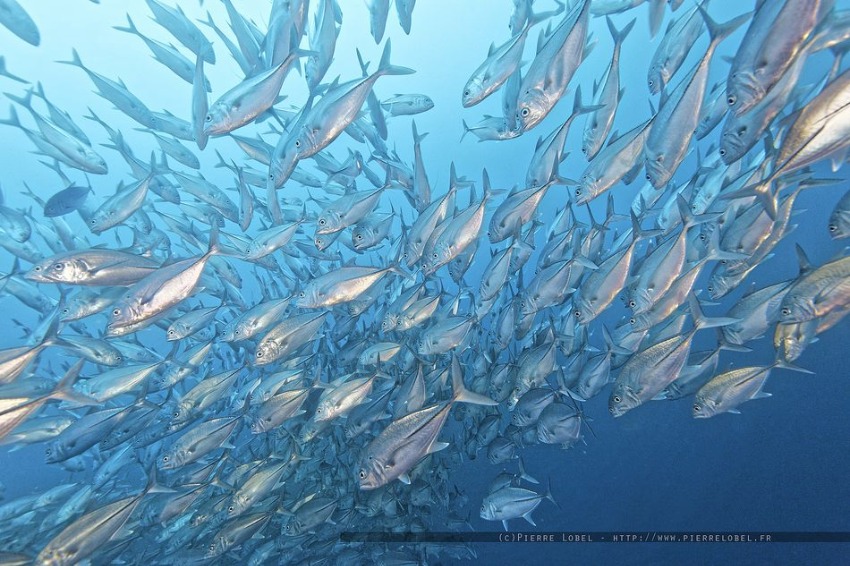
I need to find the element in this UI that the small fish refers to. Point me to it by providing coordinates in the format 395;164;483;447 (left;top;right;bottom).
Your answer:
43;186;90;218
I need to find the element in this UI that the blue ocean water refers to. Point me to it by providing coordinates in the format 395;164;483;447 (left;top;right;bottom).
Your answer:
0;0;848;564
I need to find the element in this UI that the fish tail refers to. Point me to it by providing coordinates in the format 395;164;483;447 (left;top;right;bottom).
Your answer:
773;359;815;375
388;264;416;282
57;48;85;69
699;5;750;48
206;218;222;257
48;359;97;407
704;228;747;263
411;119;427;144
689;293;738;331
356;48;369;77
450;354;497;406
602;324;631;356
377;39;415;76
518;456;539;484
716;328;751;353
543;477;558;508
460;119;471;143
570;84;603;118
629;209;661;243
0;105;21;128
606;16;636;47
144;464;176;495
112;13;138;35
5;87;34;111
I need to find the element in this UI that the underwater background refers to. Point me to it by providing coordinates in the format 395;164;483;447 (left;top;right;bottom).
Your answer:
0;0;848;564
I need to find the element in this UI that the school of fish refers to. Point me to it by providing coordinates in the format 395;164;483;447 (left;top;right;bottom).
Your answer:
0;0;848;563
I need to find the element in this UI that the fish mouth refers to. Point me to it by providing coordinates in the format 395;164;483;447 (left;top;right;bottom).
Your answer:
22;270;45;282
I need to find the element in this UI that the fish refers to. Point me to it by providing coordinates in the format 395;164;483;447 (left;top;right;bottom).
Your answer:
480;481;556;531
514;0;591;133
582;17;635;160
726;0;830;116
647;1;707;95
368;0;391;44
693;361;812;418
462;7;552;108
829;187;850;239
358;364;496;489
0;0;39;46
644;9;749;188
106;226;226;335
205;51;303;137
26;249;160;286
268;40;414;190
381;93;434;116
609;295;737;417
43;186;90;218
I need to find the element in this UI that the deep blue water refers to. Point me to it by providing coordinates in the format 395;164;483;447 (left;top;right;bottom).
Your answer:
0;0;849;564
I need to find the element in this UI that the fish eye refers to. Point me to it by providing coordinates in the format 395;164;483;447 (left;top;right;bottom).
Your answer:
204;114;211;122
318;218;325;225
299;291;305;298
629;317;636;325
359;470;366;479
53;263;64;270
719;148;726;156
699;233;706;241
112;308;121;316
463;90;470;96
628;300;635;308
727;95;736;106
256;350;263;358
356;234;362;240
294;140;301;147
613;396;621;404
520;108;529;117
162;456;169;462
574;310;581;319
228;506;234;512
829;224;837;232
693;404;701;412
46;448;51;455
645;174;651;180
168;330;175;336
648;80;654;87
575;188;581;197
707;285;714;293
433;252;438;258
34;265;41;271
781;307;790;316
90;219;96;225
